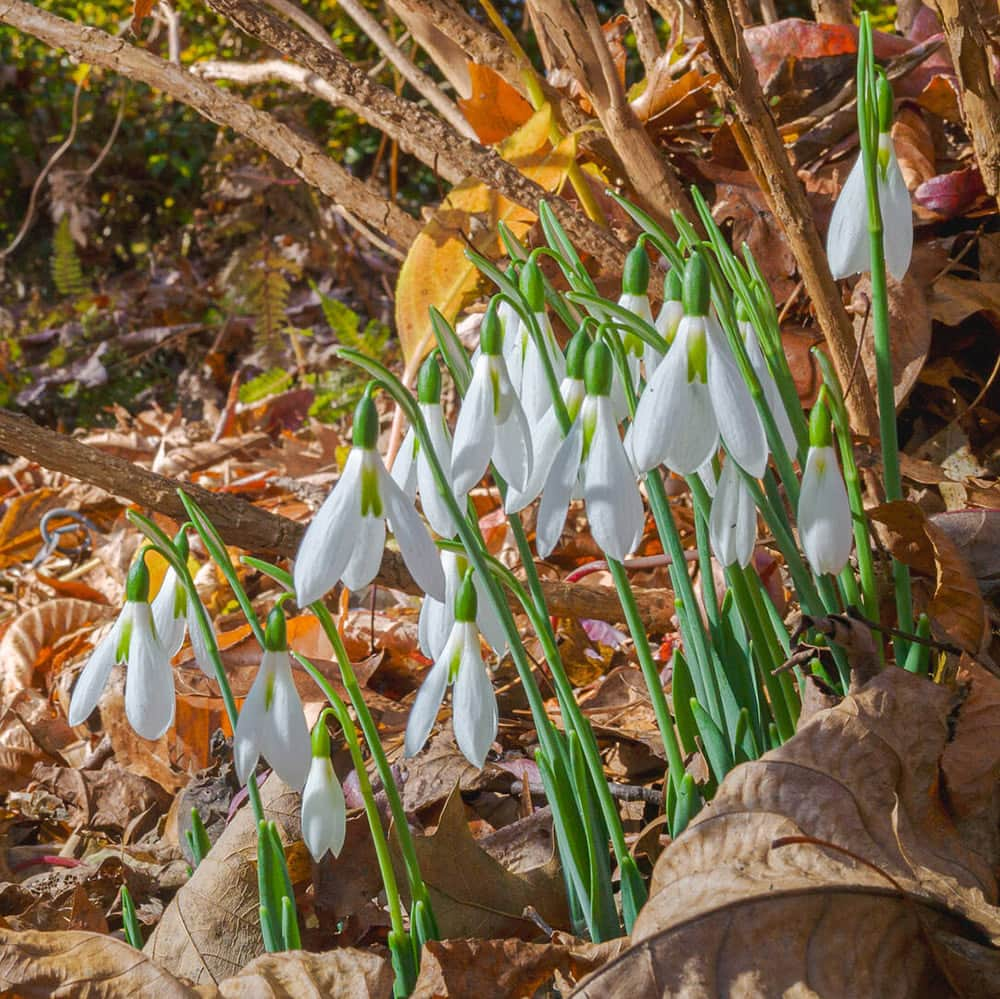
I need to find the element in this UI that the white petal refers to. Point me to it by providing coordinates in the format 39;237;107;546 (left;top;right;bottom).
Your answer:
619;292;654;328
380;466;446;600
798;445;854;576
521;338;554;425
419;593;449;661
826;155;870;280
256;650;311;790
707;319;768;479
536;419;583;558
473;571;507;658
417;405;455;538
879;145;913;280
390;426;418;500
151;568;185;659
234;652;269;784
340;512;386;593
696;456;718;498
452;625;497;769
302;756;347;861
68;616;124;727
583;396;644;562
742;321;799;458
294;448;365;606
655;299;683;342
492;387;533;493
709;459;757;567
451;358;496;498
186;596;217;678
124;603;175;741
404;637;454;757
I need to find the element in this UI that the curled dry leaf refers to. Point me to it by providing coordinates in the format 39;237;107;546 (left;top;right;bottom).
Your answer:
144;776;304;984
0;687;76;794
574;669;1000;998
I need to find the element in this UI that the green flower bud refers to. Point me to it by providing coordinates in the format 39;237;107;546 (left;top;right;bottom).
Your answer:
682;252;710;317
623;245;650;295
519;259;545;312
310;714;331;758
352;389;379;449
876;74;893;134
664;267;682;302
480;302;503;356
584;340;613;397
172;528;190;562
125;553;151;603
735;298;751;324
264;604;287;652
417;352;442;404
454;569;478;623
565;328;590;381
808;398;833;449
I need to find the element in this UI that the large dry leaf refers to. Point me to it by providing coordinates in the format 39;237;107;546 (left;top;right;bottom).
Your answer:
144;776;304;984
574;669;1000;997
0;687;76;793
458;62;533;145
210;948;392;997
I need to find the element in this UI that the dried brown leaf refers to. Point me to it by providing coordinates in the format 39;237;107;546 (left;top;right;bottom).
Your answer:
0;688;76;793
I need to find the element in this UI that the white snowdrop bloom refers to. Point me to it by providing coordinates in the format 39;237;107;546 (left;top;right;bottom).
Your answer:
610;245;657;418
798;402;853;576
390;355;456;539
233;607;311;791
536;340;644;562
68;555;175;741
451;303;533;497
301;715;346;862
827;78;912;281
294;391;445;608
630;253;767;478
654;268;684;352
709;457;758;568
406;572;498;769
419;551;506;660
520;310;567;425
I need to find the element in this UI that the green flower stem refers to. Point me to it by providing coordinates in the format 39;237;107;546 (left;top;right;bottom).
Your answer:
607;557;686;799
858;14;913;658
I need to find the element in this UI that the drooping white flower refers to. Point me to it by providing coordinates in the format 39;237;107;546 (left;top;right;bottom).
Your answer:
294;390;445;608
234;607;311;791
708;457;758;568
68;554;175;741
406;571;498;768
797;402;853;576
654;268;684;352
630;252;768;478
536;340;644;562
827;79;912;282
391;355;455;539
301;715;346;862
451;303;533;497
419;551;506;660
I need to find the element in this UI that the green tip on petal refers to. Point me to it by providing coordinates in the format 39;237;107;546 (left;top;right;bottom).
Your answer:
584;340;613;397
876;73;893;133
417;352;442;404
310;716;331;758
481;301;503;355
808;398;833;448
682;252;710;317
352;390;379;449
565;328;590;381
264;604;287;652
125;553;151;603
664;267;682;302
519;259;545;312
454;569;478;623
623;245;650;295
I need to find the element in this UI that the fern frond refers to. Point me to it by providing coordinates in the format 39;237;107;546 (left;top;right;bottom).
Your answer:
51;216;87;298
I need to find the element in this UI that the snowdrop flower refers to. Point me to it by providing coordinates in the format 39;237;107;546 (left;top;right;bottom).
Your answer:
406;571;498;768
654;268;684;349
506;328;589;515
536;340;644;561
419;551;506;661
234;606;311;790
798;400;853;576
301;712;347;862
708;457;758;568
451;302;533;497
294;389;445;607
827;75;912;281
619;245;663;377
151;530;214;677
630;252;768;478
68;552;175;741
517;261;566;425
391;354;455;539
736;304;798;459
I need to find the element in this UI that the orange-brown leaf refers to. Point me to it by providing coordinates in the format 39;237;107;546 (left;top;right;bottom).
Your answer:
458;63;533;145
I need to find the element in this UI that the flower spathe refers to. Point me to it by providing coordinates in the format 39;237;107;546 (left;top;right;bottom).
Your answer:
68;556;175;742
293;392;445;607
406;572;497;769
233;608;311;791
798;444;853;576
301;717;346;861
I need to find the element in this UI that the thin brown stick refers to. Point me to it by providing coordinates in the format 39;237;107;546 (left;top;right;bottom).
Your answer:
0;409;673;629
697;0;879;438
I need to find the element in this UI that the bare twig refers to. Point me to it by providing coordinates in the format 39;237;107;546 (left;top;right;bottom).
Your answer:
624;0;661;76
261;0;336;50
